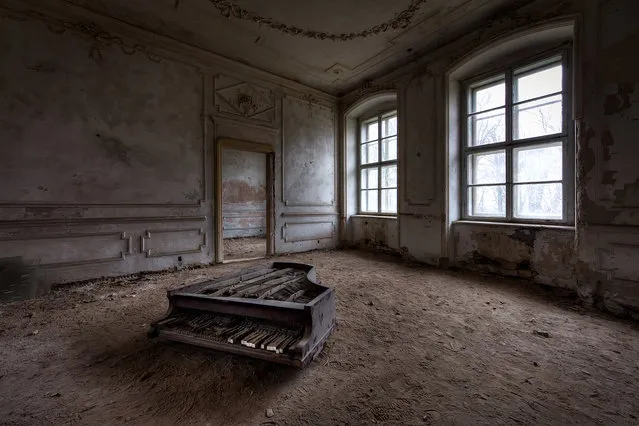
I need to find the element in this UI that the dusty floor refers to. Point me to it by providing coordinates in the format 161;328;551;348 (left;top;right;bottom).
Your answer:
224;237;267;260
1;250;638;425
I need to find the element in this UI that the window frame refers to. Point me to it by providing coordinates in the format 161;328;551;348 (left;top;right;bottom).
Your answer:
460;46;574;225
357;110;398;216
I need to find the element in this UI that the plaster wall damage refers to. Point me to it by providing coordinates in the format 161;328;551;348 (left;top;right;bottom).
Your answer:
341;0;639;317
0;0;339;285
2;0;638;317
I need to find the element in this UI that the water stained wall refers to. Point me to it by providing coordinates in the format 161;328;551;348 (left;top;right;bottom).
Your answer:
221;149;267;239
341;0;639;317
0;0;339;285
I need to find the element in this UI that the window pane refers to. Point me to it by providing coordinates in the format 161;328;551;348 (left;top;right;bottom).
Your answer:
468;108;505;146
381;136;397;161
361;167;378;189
362;121;378;142
381;165;397;188
361;190;378;213
471;80;505;113
361;142;379;165
514;183;562;220
514;94;562;140
468;150;505;185
381;189;397;213
468;185;506;217
382;115;397;137
514;142;562;183
515;63;562;103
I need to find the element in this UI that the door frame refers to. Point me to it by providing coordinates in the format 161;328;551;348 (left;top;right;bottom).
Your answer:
215;137;274;263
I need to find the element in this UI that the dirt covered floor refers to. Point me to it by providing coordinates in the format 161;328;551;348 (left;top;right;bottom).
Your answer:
223;237;267;261
1;250;638;425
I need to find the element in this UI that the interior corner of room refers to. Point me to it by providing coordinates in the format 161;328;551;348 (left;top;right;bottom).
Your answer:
1;0;639;423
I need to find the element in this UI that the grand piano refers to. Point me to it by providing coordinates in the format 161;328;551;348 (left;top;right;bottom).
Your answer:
149;262;336;367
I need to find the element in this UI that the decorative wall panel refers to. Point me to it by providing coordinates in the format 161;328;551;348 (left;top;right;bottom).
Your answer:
0;17;203;206
141;228;206;258
281;95;335;207
402;74;436;206
215;75;276;125
0;231;132;268
282;221;335;243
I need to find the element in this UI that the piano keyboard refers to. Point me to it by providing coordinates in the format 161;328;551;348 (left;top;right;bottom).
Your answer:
159;312;304;355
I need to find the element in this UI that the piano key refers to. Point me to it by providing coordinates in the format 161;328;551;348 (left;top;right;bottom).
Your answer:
244;329;268;348
252;329;276;348
220;323;245;338
227;325;255;344
253;329;276;348
283;335;302;353
267;334;290;352
261;331;283;350
241;329;268;348
276;335;298;354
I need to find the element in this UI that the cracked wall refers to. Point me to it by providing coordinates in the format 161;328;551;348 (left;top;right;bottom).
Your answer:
341;0;639;317
0;1;339;286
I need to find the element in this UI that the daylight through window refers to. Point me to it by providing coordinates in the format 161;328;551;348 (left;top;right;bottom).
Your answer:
359;111;398;214
462;53;571;222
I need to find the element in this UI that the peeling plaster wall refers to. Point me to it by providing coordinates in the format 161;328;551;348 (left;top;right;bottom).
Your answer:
575;0;639;317
341;0;639;316
0;0;338;285
350;217;399;254
453;223;576;289
221;149;266;239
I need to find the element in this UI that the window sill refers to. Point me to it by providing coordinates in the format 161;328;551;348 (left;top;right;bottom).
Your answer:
452;220;574;231
352;214;398;220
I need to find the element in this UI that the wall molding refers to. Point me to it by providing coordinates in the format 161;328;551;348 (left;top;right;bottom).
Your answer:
0;216;206;229
214;74;277;126
140;227;206;258
209;115;281;134
0;231;132;268
0;201;203;208
402;73;436;206
281;95;337;208
282;221;335;243
280;212;340;217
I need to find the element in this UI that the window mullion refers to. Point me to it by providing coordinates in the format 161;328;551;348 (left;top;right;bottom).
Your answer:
505;68;514;221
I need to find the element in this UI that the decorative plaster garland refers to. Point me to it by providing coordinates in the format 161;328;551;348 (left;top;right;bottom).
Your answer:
207;0;428;41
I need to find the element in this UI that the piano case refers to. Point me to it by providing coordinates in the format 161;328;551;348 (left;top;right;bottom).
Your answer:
149;262;336;368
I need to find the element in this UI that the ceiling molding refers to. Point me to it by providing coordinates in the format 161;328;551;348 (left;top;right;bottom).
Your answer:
205;0;428;41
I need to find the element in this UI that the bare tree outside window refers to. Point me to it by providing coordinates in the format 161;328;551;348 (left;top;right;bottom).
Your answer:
359;111;398;214
462;54;570;222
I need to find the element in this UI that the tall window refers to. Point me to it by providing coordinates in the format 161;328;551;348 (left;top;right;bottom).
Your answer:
359;111;398;214
462;52;572;222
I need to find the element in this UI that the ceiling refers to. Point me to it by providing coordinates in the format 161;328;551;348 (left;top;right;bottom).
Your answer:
62;0;519;95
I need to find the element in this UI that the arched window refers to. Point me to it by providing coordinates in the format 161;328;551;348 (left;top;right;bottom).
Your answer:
343;92;399;218
447;21;575;226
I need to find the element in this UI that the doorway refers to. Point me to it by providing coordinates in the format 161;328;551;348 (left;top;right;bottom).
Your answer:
216;138;273;263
